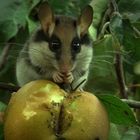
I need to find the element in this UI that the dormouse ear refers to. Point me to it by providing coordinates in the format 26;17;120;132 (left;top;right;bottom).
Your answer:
77;5;93;36
38;2;55;36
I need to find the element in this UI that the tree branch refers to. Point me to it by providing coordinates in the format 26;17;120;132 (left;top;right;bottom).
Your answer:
98;0;119;38
0;82;20;92
122;99;140;109
98;8;110;37
132;26;140;37
110;0;119;12
114;51;128;98
98;22;110;39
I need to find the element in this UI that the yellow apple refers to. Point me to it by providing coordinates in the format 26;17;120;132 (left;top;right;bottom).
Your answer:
4;80;109;140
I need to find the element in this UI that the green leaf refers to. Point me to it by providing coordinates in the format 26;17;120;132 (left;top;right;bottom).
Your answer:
118;0;140;22
49;0;91;17
109;123;121;140
122;19;140;74
90;0;109;28
109;13;123;44
0;0;41;42
86;35;118;94
98;94;137;125
0;102;6;139
0;101;6;112
121;127;140;140
110;14;140;75
27;17;38;34
0;102;6;112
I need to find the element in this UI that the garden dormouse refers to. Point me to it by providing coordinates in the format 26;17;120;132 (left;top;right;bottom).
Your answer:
16;2;93;91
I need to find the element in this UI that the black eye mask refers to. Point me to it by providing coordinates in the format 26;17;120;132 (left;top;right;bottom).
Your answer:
49;35;61;52
71;37;81;53
33;28;91;62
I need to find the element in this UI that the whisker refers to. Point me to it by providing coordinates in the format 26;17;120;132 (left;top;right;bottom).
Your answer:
122;57;133;65
91;61;113;66
106;50;132;56
93;59;113;65
93;55;114;59
94;50;134;65
90;64;112;72
29;48;54;58
92;56;133;66
0;42;24;47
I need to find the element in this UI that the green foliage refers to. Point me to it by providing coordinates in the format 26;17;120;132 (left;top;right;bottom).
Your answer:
109;13;123;44
48;0;91;16
109;123;121;140
98;95;137;125
109;12;140;75
121;127;140;140
86;35;117;93
118;0;140;22
0;0;41;42
0;102;6;140
0;102;6;112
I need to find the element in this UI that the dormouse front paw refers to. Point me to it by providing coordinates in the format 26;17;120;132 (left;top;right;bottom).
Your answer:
52;71;74;84
63;72;74;84
52;71;64;83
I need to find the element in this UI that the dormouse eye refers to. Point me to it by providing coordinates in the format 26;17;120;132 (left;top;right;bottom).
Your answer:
71;37;81;53
49;35;61;52
51;41;61;50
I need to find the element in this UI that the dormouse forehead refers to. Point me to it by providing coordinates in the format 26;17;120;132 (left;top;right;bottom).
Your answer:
53;16;78;41
54;16;77;26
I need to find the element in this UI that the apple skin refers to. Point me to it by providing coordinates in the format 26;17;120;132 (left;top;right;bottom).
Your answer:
4;80;109;140
61;91;109;140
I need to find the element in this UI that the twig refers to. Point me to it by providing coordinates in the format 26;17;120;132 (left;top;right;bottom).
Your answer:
98;22;110;39
110;0;119;12
98;0;118;37
128;84;140;88
114;51;128;98
98;7;111;37
122;99;140;109
0;82;20;92
0;43;12;71
132;26;140;37
108;0;128;99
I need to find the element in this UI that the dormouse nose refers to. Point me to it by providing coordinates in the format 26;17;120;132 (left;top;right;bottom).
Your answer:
59;54;73;73
60;63;71;74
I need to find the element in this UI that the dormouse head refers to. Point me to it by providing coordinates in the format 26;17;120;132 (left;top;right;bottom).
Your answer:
37;2;93;73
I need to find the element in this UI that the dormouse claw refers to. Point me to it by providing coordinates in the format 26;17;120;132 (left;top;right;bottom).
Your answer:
63;72;74;83
52;71;64;83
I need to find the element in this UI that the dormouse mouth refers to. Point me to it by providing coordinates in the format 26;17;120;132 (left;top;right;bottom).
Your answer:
52;60;77;73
